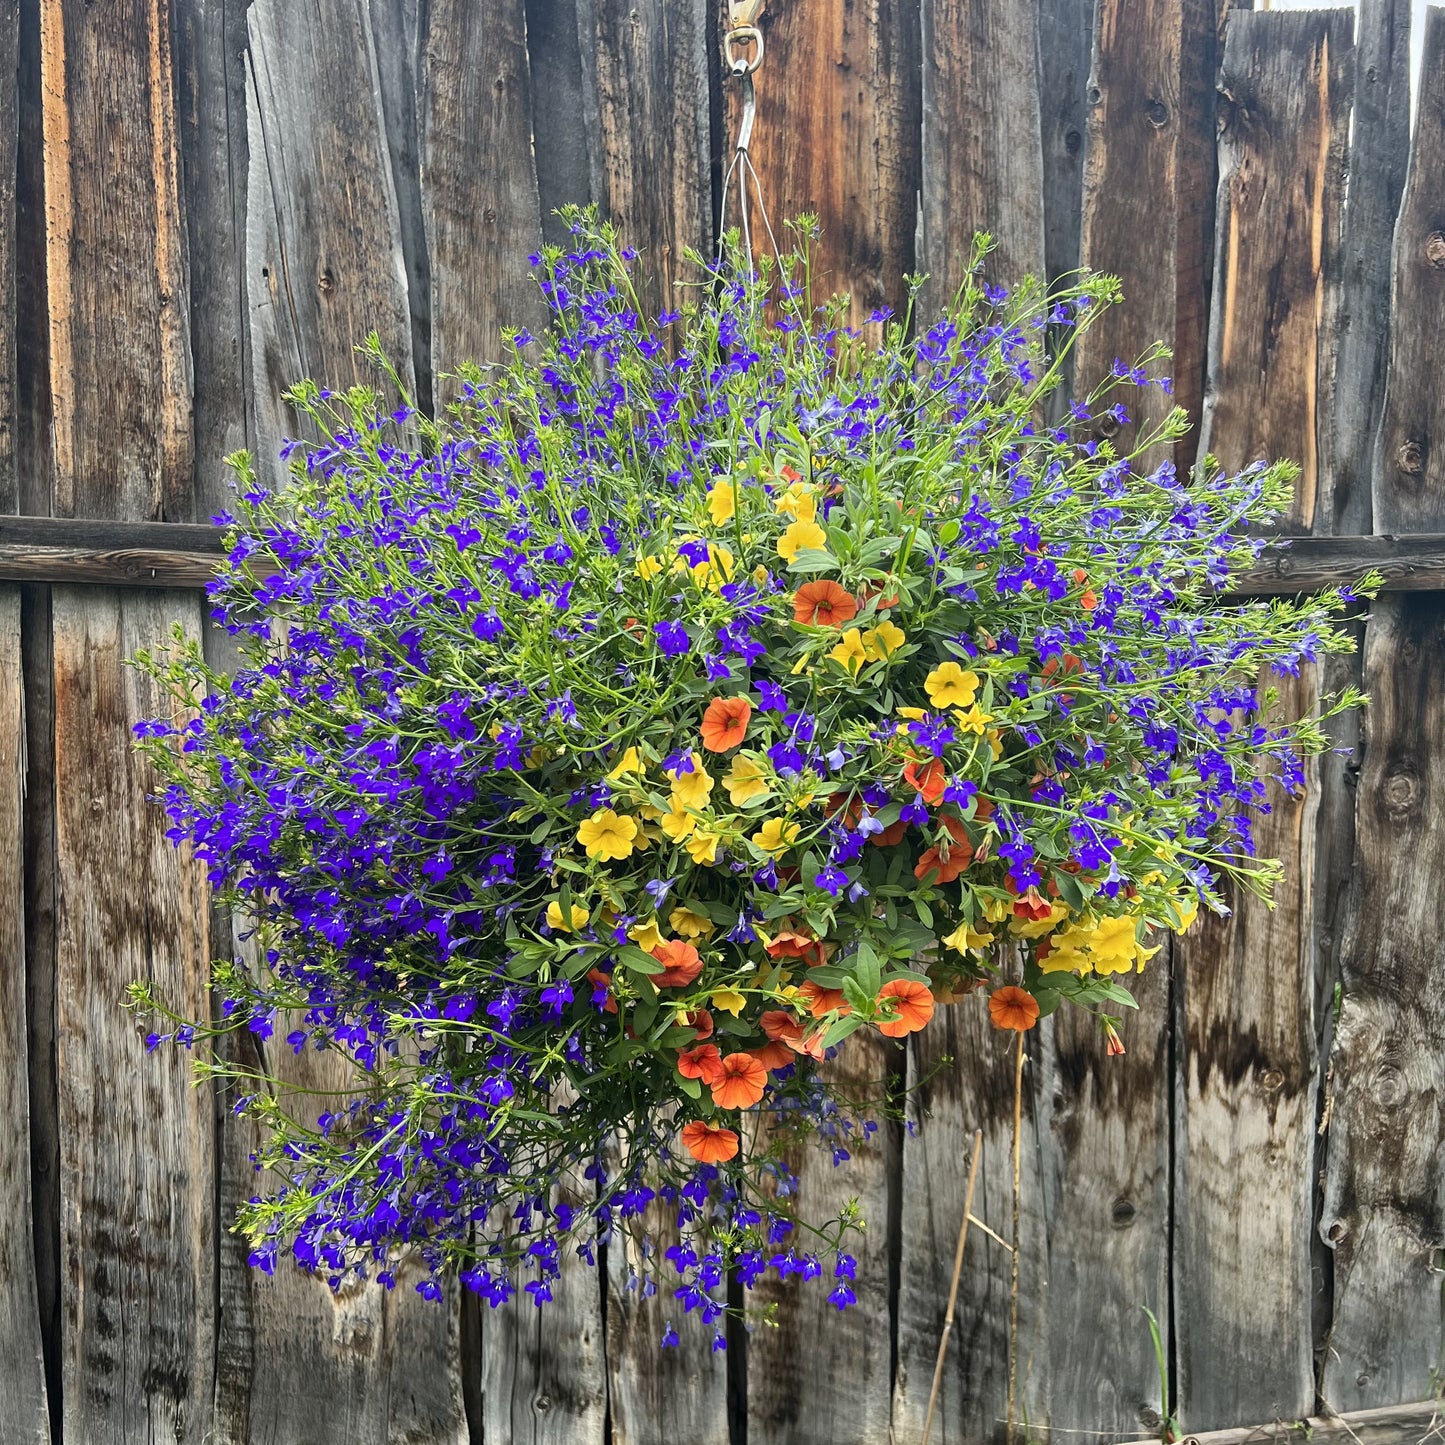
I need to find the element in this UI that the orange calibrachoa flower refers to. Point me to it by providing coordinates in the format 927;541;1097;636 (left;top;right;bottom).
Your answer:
869;817;909;848
989;986;1041;1032
764;925;827;968
685;1009;714;1039
875;978;935;1038
913;815;974;885
799;980;849;1018
651;940;703;987
749;1040;795;1072
793;579;858;627
710;1052;768;1109
680;1119;740;1164
700;694;753;752
677;1042;724;1084
903;757;946;805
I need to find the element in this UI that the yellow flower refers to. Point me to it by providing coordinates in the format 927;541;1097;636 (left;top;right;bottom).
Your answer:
707;480;736;526
1007;902;1071;940
982;896;1012;924
926;662;980;709
1086;915;1159;975
829;628;867;675
1170;894;1199;934
667;754;715;811
686;828;721;866
636;551;670;581
724;754;771;806
670;907;716;939
775;482;817;522
607;745;643;781
985;727;1004;760
689;543;736;591
941;922;995;954
629;917;666;953
710;988;747;1016
660;806;697;843
576;808;639;862
863;620;906;660
777;519;827;562
956;704;996;736
546;900;591;932
752;817;801;857
1039;925;1093;975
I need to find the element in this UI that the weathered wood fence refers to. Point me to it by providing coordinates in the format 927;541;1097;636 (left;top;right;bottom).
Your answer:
1;0;1442;1441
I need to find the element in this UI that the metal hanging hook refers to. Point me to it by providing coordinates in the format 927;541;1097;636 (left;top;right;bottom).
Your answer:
719;0;774;275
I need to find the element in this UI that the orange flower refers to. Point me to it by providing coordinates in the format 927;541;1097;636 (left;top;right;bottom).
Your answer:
586;968;618;1015
989;986;1040;1032
700;695;752;752
903;757;946;805
677;1042;725;1084
710;1052;768;1109
799;980;850;1018
681;1119;740;1164
973;796;995;821
1080;589;1098;611
651;939;703;987
1104;1022;1126;1057
686;1009;715;1039
793;579;858;627
1010;886;1053;921
914;818;974;885
764;926;827;968
875;978;935;1037
749;1040;795;1072
758;1009;804;1044
869;817;909;849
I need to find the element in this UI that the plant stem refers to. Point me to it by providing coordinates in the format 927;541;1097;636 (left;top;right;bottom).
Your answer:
1007;1029;1025;1445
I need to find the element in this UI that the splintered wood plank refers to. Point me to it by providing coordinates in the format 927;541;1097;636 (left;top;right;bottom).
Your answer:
1322;0;1412;537
1371;9;1445;534
420;0;545;388
893;1010;1049;1445
0;589;51;1441
604;1211;728;1445
1075;0;1221;463
579;0;711;321
39;0;194;521
1198;11;1353;535
730;0;921;329
52;588;215;1442
748;1038;894;1445
1320;594;1445;1410
917;0;1044;304
243;0;415;487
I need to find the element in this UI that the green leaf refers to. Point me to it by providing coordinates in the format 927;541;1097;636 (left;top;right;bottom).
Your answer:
618;945;664;976
822;1014;865;1049
787;549;840;573
842;976;873;1015
675;1073;702;1099
1053;869;1087;911
915;898;934;929
529;817;553;844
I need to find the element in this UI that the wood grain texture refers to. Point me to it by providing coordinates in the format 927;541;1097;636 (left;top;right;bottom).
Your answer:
917;0;1044;305
0;0;16;515
1198;11;1352;534
526;0;596;248
1039;0;1091;293
1320;594;1445;1411
0;589;51;1440
53;587;215;1442
893;1011;1049;1445
39;0;194;521
579;0;711;322
733;0;921;329
1186;1401;1445;1445
1075;0;1220;462
1320;0;1412;538
421;0;545;388
749;1038;895;1445
243;0;414;489
1371;9;1445;534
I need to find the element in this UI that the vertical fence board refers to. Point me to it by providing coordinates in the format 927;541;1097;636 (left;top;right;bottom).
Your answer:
1039;0;1092;293
1320;593;1445;1411
1371;8;1445;536
243;0;415;488
0;588;50;1441
732;0;920;328
0;0;16;514
917;0;1044;304
420;0;545;388
52;588;215;1443
1197;12;1351;535
748;1044;895;1445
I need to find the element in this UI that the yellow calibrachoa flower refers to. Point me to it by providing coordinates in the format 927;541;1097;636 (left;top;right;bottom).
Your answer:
576;808;639;861
777;519;827;562
982;896;1012;924
546;900;591;932
667;754;715;811
710;988;747;1016
689;543;736;591
1087;915;1160;974
707;479;736;526
669;906;716;939
863;620;906;660
775;482;817;522
985;727;1004;759
1039;926;1093;974
829;628;867;675
686;828;721;866
752;817;801;857
724;754;771;806
1169;892;1199;934
635;551;671;581
629;917;666;953
941;921;995;954
956;703;996;735
926;662;980;709
660;806;697;843
1007;902;1071;939
607;746;643;781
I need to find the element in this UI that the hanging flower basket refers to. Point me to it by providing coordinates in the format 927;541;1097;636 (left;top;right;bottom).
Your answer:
132;210;1364;1343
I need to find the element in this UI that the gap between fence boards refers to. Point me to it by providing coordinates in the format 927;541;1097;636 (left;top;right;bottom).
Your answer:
2;515;1444;595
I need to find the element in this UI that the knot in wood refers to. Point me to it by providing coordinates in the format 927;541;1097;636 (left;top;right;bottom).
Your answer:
1109;1196;1137;1228
1325;1218;1348;1244
318;267;336;295
535;1394;552;1412
1425;231;1445;269
1381;762;1421;820
1145;99;1169;128
1096;413;1121;440
1257;1067;1285;1094
1396;439;1425;476
1373;1063;1405;1108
